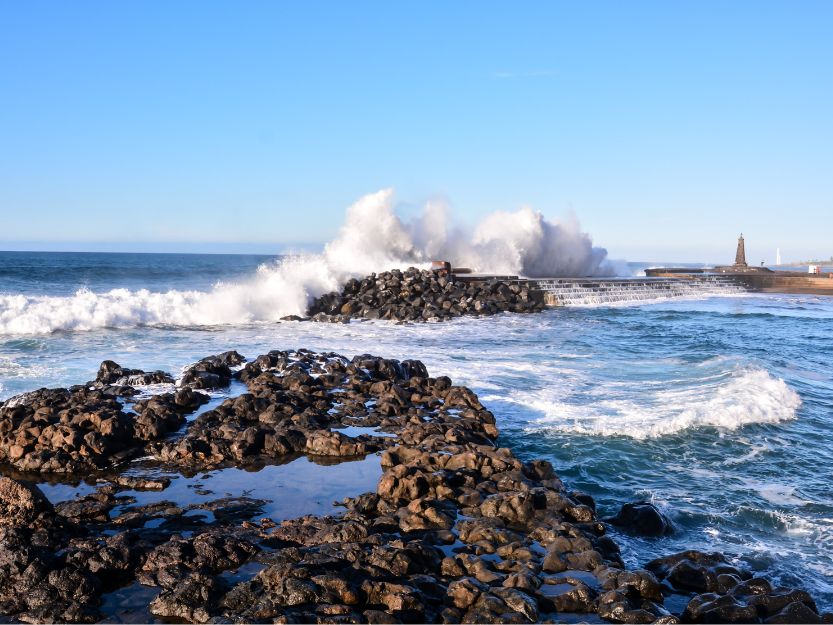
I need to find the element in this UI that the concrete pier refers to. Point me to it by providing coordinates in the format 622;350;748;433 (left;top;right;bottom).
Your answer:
644;269;833;296
456;274;749;306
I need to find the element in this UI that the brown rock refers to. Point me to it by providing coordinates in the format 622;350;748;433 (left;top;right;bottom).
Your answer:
0;477;53;527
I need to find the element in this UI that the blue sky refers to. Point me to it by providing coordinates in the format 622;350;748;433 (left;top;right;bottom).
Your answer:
1;1;830;262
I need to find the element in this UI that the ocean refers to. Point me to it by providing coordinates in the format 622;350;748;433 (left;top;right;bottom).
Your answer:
1;250;832;608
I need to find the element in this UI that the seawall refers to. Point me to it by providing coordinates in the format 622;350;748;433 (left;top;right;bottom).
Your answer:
644;269;833;296
457;275;748;307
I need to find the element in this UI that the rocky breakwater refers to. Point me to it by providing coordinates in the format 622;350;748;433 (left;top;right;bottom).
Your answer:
307;267;545;322
0;349;828;623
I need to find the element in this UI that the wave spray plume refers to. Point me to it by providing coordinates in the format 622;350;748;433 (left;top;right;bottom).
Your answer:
0;188;611;334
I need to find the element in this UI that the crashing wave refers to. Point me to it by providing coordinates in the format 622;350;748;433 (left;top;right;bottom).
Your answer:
0;188;610;335
515;365;801;439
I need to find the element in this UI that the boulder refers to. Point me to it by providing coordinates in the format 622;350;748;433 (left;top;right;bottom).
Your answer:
646;551;749;593
92;360;174;387
608;501;674;536
180;351;245;389
306;267;546;323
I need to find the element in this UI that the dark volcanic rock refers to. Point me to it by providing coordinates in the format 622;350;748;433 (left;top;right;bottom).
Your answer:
0;349;826;624
64;530;151;588
307;267;546;322
682;577;822;624
0;387;138;472
180;351;246;389
0;478;103;622
138;531;259;587
131;389;209;441
92;360;174;388
55;490;116;523
155;350;448;468
646;550;750;594
608;500;674;537
0;381;207;473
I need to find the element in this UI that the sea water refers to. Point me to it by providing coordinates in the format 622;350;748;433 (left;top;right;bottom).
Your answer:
1;251;832;607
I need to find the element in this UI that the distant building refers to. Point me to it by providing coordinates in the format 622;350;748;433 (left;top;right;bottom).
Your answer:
734;234;748;268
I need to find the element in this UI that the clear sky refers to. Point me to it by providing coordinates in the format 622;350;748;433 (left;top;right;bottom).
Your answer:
1;1;830;263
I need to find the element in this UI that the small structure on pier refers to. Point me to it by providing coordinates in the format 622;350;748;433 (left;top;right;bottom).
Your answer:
734;234;748;269
710;233;771;274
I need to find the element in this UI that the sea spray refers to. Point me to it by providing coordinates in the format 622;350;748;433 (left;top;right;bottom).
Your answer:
0;188;610;335
322;188;612;278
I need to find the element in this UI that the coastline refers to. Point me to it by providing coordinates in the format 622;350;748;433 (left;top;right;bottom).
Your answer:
0;347;826;623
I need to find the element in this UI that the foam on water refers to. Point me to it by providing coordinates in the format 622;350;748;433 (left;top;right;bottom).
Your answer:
516;364;800;438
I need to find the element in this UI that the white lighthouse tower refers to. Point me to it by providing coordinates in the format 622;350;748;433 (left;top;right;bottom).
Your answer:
776;248;781;266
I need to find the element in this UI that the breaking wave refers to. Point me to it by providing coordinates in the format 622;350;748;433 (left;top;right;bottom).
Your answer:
520;365;801;439
0;188;611;335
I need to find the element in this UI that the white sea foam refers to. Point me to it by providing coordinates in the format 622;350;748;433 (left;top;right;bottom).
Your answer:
0;188;613;335
521;365;801;439
750;482;812;507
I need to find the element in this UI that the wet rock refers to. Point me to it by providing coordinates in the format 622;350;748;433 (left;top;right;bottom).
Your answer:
308;268;545;323
0;525;103;622
155;350;458;470
683;592;760;623
0;387;137;472
188;496;268;524
608;501;674;537
180;351;245;389
107;474;171;491
680;577;823;624
92;360;174;387
646;550;750;594
0;370;214;474
377;467;430;504
596;569;672;623
15;601;100;624
480;491;535;526
132;390;208;441
765;601;824;623
537;577;598;613
138;531;259;588
397;498;456;532
65;530;150;586
448;577;489;609
305;430;379;457
55;491;115;523
493;587;539;622
362;580;424;615
149;572;224;622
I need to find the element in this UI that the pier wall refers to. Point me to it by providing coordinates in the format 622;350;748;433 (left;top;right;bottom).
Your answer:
645;270;833;296
457;275;747;306
734;273;833;295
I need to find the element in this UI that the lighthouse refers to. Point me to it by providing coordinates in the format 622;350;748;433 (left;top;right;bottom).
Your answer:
734;234;748;268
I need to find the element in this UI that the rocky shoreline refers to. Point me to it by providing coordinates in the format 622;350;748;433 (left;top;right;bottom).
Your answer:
307;267;545;322
0;349;827;623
